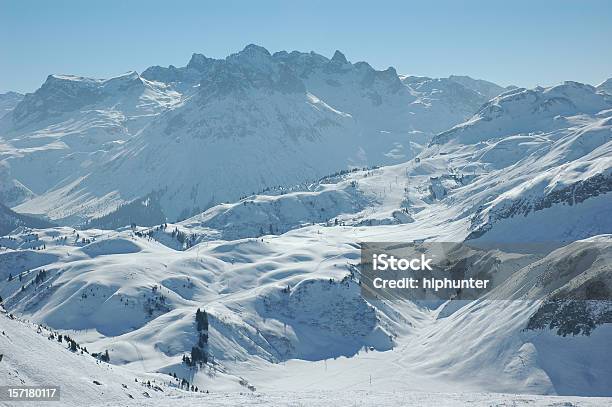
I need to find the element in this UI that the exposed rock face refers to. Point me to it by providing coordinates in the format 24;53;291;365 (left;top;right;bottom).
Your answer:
468;173;612;240
527;299;612;336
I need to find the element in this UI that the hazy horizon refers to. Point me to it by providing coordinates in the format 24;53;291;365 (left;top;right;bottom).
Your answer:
1;0;611;93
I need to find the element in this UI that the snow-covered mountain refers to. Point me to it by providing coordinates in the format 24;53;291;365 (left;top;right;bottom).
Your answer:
1;78;611;403
0;202;53;235
1;47;611;406
597;78;612;95
0;91;23;118
0;45;509;224
0;160;35;207
424;81;612;243
448;74;515;99
0;72;181;213
154;81;610;247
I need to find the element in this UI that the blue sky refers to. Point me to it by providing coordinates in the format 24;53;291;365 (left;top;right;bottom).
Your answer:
1;0;611;93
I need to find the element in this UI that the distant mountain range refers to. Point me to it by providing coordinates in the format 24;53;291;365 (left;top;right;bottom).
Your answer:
1;45;515;224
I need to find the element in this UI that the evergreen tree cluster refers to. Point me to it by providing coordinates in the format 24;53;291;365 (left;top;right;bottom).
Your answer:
100;350;110;362
184;308;209;367
144;286;170;317
62;334;80;352
196;308;208;332
34;269;47;285
171;227;197;249
171;373;205;392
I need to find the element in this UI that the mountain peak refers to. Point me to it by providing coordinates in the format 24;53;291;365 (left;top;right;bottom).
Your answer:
448;75;509;100
226;44;274;71
46;74;99;85
430;81;612;146
102;71;144;90
382;66;398;77
240;44;272;57
596;77;612;94
112;71;140;80
187;53;213;71
330;50;348;65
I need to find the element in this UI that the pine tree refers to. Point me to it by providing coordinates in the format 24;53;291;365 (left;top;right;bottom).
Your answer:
191;346;202;364
101;350;110;362
198;332;208;347
195;308;208;332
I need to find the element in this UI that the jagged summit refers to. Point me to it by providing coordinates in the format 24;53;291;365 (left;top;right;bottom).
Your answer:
330;50;348;64
143;45;398;87
186;52;213;70
2;45;513;222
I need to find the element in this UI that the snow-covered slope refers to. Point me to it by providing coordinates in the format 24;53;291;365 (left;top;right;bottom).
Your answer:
0;311;175;406
2;45;507;224
0;160;35;207
597;77;612;95
179;175;372;241
166;79;611;247
0;72;181;218
420;81;612;243
0;203;54;235
1;50;611;406
2;309;611;406
1;228;611;400
0;91;23;118
2;84;612;393
448;74;514;100
432;81;612;145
